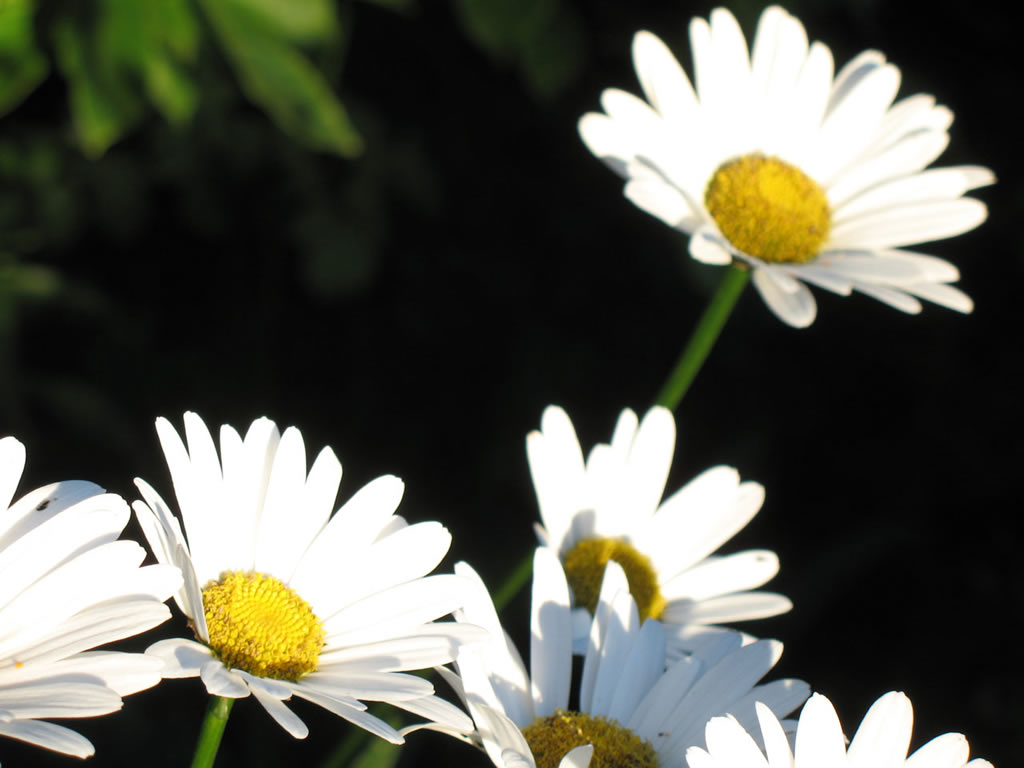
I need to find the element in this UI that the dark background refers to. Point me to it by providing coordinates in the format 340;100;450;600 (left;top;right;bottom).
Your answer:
1;0;1018;765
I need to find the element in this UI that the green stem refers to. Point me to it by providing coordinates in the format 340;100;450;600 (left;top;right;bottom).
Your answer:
190;696;234;768
655;265;749;411
492;551;534;613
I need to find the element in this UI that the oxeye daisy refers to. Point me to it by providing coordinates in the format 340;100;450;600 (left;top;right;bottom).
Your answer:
528;405;790;660
579;5;994;327
133;413;480;742
0;436;181;759
436;547;807;768
687;691;993;768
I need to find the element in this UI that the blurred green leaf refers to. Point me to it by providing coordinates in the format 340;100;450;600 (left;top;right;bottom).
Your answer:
357;0;417;13
0;262;60;299
452;0;584;97
51;16;143;158
520;5;584;99
0;0;49;115
97;0;200;125
453;0;557;55
216;0;339;44
349;738;401;768
200;0;362;157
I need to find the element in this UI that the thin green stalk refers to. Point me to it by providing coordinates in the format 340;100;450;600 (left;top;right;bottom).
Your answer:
190;696;234;768
655;265;749;411
492;551;533;613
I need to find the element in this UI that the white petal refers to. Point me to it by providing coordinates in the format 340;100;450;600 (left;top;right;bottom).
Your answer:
530;547;572;717
847;691;913;768
527;406;587;555
300;670;433;702
906;733;970;768
292;686;403;743
625;176;701;231
146;637;212;677
0;436;26;515
904;281;973;313
0;719;95;758
665;591;793;625
578;113;633;176
850;283;921;314
662;549;781;601
704;713;770;768
279;444;342;582
607;618;664;726
250;684;309;739
323;574;469;646
829;199;988;250
834;167;995;224
634;30;698;125
751;267;817;327
793;694;847;768
199;659;250;698
298;521;451;619
589;588;639;718
690;227;734;265
560;745;595;768
254;426;310;576
579;560;629;712
756;701;797;768
289;475;405;588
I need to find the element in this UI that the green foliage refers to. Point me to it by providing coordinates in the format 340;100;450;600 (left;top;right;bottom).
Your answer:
200;0;363;158
0;0;48;116
1;0;360;158
452;0;585;98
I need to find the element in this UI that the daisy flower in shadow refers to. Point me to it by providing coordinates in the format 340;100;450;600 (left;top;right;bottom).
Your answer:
133;413;481;743
579;5;993;327
687;691;993;768
434;547;807;767
0;436;180;759
528;405;790;661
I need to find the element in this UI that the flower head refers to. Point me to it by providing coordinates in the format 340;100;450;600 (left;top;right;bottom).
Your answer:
0;436;180;759
579;5;994;327
528;405;790;660
442;548;807;768
687;691;993;768
133;413;480;742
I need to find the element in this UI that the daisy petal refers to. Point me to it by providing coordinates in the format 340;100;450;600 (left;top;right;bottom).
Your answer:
752;267;817;328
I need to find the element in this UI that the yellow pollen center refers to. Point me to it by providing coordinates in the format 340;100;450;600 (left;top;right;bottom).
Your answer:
522;709;659;768
563;537;665;623
704;153;830;264
201;570;324;681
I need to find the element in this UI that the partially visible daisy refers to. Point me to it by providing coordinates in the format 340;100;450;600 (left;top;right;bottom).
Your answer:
0;436;181;759
134;413;480;742
528;405;790;660
579;5;994;327
687;691;993;768
437;547;807;768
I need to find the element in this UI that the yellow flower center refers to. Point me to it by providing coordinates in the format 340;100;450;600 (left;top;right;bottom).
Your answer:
522;709;659;768
704;153;830;263
563;538;665;623
201;571;325;681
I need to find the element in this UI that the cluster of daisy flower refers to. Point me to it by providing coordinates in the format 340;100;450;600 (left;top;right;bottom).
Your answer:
0;5;994;768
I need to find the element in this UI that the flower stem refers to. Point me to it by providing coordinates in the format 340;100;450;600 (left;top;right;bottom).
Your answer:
190;696;234;768
492;551;534;613
655;265;749;410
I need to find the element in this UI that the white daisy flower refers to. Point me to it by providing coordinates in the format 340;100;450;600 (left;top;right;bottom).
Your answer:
528;405;790;661
133;413;481;742
687;691;993;768
0;435;181;759
439;547;807;768
579;5;994;327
